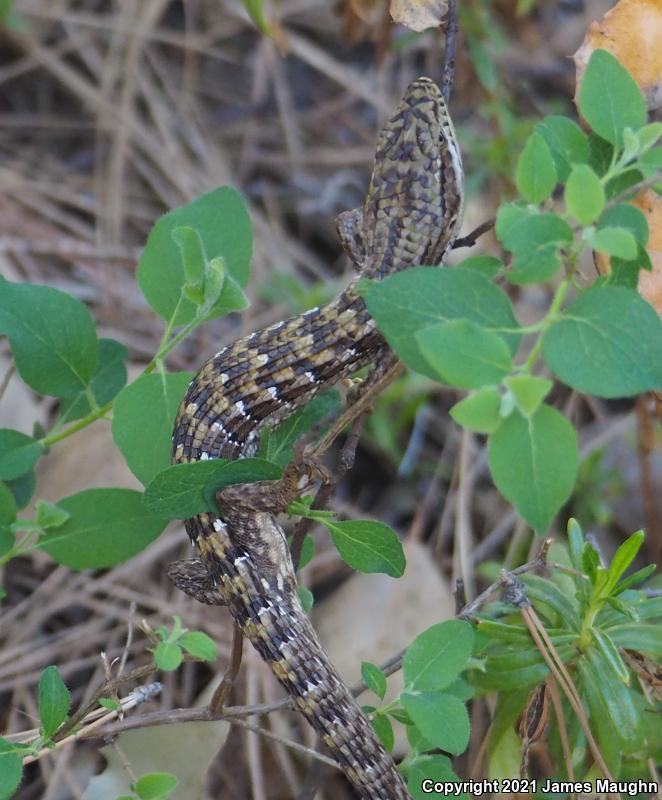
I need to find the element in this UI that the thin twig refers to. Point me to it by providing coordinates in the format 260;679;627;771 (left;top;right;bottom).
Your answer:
209;624;244;715
291;410;367;568
441;0;458;104
452;218;495;249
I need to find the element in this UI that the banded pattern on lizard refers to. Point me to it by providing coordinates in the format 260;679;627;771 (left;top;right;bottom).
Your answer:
170;77;463;799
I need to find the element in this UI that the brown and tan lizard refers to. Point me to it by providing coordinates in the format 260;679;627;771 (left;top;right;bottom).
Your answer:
169;77;464;799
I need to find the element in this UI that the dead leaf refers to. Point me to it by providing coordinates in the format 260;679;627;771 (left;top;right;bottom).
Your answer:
390;0;448;32
573;0;662;109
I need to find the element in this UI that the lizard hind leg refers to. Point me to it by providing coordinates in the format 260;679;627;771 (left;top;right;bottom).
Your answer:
335;207;366;271
167;558;226;606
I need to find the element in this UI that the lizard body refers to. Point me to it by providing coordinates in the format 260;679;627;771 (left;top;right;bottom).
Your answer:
170;77;463;799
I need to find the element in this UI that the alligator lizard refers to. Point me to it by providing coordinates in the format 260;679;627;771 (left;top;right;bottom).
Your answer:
169;77;463;799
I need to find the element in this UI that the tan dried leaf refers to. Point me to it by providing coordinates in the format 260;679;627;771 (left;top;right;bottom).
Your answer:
574;0;662;109
390;0;447;32
595;190;662;321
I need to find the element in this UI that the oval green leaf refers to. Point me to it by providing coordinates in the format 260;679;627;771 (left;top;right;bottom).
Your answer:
137;187;252;325
38;489;167;569
0;278;98;397
112;372;194;485
565;164;605;224
323;519;405;577
179;631;218;662
361;661;387;700
536;115;590;181
403;620;474;692
38;665;71;739
542;286;662;397
515;132;557;203
0;429;44;480
416;320;512;389
59;338;128;422
143;458;282;519
578;49;646;146
360;267;520;379
401;691;470;756
133;772;178;800
450;386;502;434
487;404;578;532
591;227;638;259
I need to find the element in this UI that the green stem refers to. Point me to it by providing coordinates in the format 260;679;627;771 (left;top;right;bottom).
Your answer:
40;401;113;447
0;528;43;566
520;278;570;374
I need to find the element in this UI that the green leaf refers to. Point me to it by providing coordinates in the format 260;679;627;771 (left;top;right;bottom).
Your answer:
567;518;585;571
521;574;581;628
35;500;69;530
593;629;630;683
0;747;22;800
403;620;474;692
495;202;533;243
297;585;314;612
4;471;35;510
500;211;572;253
488;405;578;532
59;338;128;422
401;691;470;755
263;390;340;467
450;386;502;434
637;145;662;177
295;534;315;570
199;257;228;317
577;662;623;774
98;697;121;711
143;458;281;519
133;772;179;800
639;122;662;151
323;519;405;577
38;665;71;738
0;278;98;397
502;376;552;417
590;227;638;259
578;49;646;146
598;203;649;246
137;187;252;325
360;267;520;379
581;649;642;744
500;212;573;284
241;0;270;33
38;489;167;569
361;661;387;700
542;286;662;397
607;623;662;656
0;429;43;480
565;164;605;224
154;642;183;671
406;755;460;800
456;255;502;279
172;225;207;286
112;372;194;485
604;595;638;620
516;133;557;203
178;631;218;662
0;482;16;527
605;530;644;591
416;320;512;390
536;116;590;181
615;563;656;594
371;714;394;752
